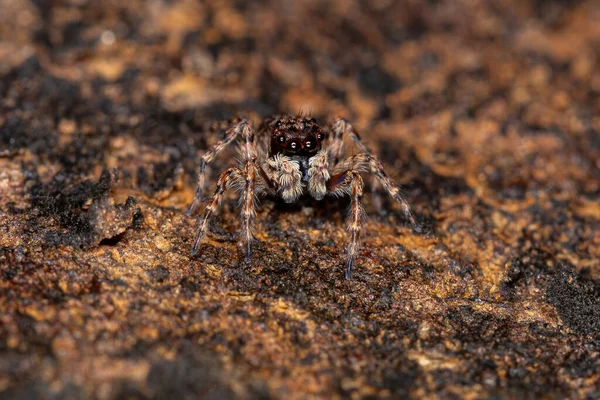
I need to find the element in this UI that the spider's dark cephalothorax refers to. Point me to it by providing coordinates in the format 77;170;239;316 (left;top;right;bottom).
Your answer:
187;114;418;279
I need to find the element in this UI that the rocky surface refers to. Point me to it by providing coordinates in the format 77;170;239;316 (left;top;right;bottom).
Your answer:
0;0;599;398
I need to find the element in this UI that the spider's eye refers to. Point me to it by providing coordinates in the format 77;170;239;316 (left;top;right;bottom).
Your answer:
288;141;300;151
317;132;324;141
305;140;312;149
278;136;285;144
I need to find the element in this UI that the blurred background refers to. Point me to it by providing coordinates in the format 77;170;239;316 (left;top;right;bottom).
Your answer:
1;0;599;201
2;0;599;204
1;0;599;399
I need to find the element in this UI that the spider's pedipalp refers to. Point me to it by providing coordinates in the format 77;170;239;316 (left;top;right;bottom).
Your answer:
267;154;302;203
307;150;330;200
187;120;251;217
191;167;244;256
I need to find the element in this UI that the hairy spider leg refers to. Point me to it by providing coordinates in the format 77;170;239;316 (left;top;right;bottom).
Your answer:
328;118;369;165
334;153;420;231
327;170;365;280
188;120;251;217
191;167;244;256
239;123;259;259
191;121;266;259
329;118;389;211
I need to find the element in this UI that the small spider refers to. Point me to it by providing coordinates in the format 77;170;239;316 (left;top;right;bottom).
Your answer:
187;114;418;279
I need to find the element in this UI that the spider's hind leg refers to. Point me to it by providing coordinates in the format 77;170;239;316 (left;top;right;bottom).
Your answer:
191;167;244;256
192;120;267;261
188;120;250;217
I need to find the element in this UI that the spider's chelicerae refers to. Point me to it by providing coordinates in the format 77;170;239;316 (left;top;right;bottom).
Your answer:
187;114;418;279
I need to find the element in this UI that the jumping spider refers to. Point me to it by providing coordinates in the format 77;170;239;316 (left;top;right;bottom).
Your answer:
187;115;418;279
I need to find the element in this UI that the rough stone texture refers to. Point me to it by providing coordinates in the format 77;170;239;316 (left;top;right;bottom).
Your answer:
1;0;599;399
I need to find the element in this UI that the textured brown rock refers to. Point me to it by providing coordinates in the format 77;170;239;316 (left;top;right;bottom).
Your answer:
1;0;599;398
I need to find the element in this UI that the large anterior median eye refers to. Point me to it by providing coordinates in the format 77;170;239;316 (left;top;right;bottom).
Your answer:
304;140;312;149
288;141;300;151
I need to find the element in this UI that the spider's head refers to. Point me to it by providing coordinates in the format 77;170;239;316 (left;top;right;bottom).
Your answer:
270;116;325;157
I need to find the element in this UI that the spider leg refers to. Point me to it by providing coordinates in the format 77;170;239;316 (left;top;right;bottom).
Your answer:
327;170;365;280
334;153;419;231
239;123;259;260
191;167;244;256
252;120;279;195
240;161;257;260
188;120;251;217
256;165;278;194
192;121;266;260
329;118;387;214
328;118;369;165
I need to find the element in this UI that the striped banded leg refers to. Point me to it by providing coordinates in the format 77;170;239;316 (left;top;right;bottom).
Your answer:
187;120;251;217
329;118;369;165
238;122;261;260
191;167;244;256
327;170;365;279
329;119;387;214
334;152;419;231
240;160;257;260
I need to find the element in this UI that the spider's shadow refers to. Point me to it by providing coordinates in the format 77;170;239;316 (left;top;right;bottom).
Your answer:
261;193;428;234
264;194;351;221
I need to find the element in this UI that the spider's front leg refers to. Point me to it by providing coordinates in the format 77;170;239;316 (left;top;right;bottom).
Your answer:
327;170;365;280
